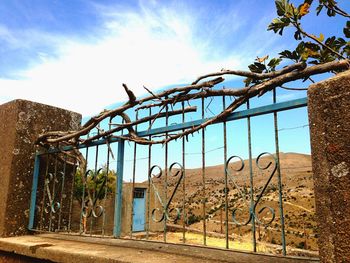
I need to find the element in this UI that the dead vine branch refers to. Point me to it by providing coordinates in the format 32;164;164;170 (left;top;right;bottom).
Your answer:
36;59;350;148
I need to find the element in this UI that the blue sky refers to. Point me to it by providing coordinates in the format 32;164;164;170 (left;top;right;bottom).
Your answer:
1;0;349;178
2;0;349;115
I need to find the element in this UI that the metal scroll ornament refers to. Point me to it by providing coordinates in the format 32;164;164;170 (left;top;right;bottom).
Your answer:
81;168;106;218
149;162;184;223
227;152;277;227
44;172;63;214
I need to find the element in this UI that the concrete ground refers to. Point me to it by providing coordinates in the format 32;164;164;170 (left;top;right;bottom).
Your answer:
0;234;319;263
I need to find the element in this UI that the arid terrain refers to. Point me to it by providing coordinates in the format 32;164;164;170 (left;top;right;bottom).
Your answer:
67;152;318;257
150;152;318;256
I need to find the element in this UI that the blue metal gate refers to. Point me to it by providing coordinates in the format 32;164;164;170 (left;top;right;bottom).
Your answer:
28;95;316;258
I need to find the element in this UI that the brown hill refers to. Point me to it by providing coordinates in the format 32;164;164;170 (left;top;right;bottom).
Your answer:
152;152;317;255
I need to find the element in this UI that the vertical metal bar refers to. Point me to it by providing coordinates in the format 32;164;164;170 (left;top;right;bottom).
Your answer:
28;153;40;230
273;88;287;255
90;144;99;236
181;101;186;244
164;100;169;243
79;146;89;234
130;112;138;237
102;141;111;236
146;108;152;240
57;154;67;231
49;154;58;232
201;97;207;246
114;139;125;238
68;157;78;233
220;208;223;234
247;99;256;252
223;96;229;249
39;153;49;230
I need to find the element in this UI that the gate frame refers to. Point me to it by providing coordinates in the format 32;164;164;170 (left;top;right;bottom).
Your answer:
28;97;308;254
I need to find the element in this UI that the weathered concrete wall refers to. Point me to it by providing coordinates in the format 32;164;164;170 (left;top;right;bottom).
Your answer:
70;198;115;235
67;183;163;236
308;71;350;263
0;99;81;237
0;250;53;263
0;234;320;263
121;182;163;236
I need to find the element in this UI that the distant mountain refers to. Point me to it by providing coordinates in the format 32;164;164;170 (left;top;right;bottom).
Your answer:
152;153;318;256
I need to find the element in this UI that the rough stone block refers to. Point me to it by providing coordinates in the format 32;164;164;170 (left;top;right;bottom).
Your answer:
0;99;81;237
308;71;350;263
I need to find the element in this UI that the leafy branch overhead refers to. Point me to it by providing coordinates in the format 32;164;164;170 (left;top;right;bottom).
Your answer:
268;0;350;63
36;0;350;148
246;0;350;85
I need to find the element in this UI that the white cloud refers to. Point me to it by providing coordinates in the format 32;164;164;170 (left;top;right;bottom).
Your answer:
0;24;16;45
0;2;278;116
276;93;298;102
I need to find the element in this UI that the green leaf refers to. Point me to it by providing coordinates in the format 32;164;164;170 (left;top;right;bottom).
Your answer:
327;7;336;17
275;0;287;16
267;17;291;35
316;5;324;15
293;42;321;62
324;37;347;52
295;41;314;61
279;50;292;58
275;0;296;17
325;36;336;46
304;42;320;52
294;30;302;40
336;37;346;47
279;50;299;61
286;3;299;19
300;51;309;61
319;49;336;63
248;62;267;73
296;41;306;55
267;58;283;68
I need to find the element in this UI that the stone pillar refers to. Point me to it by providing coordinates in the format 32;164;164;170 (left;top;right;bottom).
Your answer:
308;71;350;263
0;99;81;237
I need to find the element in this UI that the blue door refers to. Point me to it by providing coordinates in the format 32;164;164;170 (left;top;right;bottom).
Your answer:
132;188;146;232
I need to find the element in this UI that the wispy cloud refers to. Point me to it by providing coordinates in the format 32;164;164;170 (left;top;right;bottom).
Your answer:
0;24;16;46
0;1;282;116
276;93;298;102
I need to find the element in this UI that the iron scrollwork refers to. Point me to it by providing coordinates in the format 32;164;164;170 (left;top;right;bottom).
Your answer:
149;162;184;223
81;168;106;218
227;152;277;227
44;172;63;214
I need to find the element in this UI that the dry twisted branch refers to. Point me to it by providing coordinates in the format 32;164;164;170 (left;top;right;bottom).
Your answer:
36;59;350;148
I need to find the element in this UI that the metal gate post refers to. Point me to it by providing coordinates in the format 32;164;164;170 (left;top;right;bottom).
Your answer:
28;153;40;230
114;139;125;237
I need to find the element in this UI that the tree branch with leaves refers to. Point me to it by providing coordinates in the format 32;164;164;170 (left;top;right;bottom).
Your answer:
36;0;350;148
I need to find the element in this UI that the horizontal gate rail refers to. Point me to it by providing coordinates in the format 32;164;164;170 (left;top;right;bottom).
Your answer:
40;97;307;155
138;97;307;137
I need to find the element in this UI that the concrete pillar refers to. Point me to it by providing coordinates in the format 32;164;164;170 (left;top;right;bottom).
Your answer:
308;71;350;262
0;99;81;237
